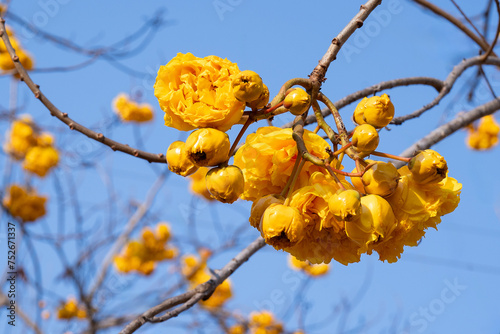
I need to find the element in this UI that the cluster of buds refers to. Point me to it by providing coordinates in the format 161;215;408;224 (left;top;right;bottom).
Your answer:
3;184;47;222
181;249;232;309
56;297;87;320
112;93;154;123
0;24;34;78
154;52;462;266
3;114;59;178
114;223;177;275
156;53;273;203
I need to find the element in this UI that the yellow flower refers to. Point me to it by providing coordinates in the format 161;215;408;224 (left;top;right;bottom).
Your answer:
283;88;311;116
466;115;499;150
359;161;399;197
185;128;230;167
189;167;215;201
205;165;245;203
0;49;34;74
260;203;305;250
154;52;245;132
289;255;329;276
112;93;154;123
23;146;59;177
228;324;246;334
232;70;264;102
328;189;361;221
351;124;379;155
166;141;198;176
345;194;397;254
234;126;331;201
377;166;462;262
181;252;232;308
3;184;47;222
249;194;284;229
56;297;87;320
247;84;270;110
114;223;177;275
288;172;349;231
249;311;284;334
352;93;394;128
408;149;447;184
3;115;37;160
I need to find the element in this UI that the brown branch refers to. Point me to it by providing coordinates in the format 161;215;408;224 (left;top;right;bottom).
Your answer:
119;237;267;334
397;97;500;161
481;0;500;61
0;17;166;164
412;0;496;56
309;0;382;84
284;77;444;128
392;56;500;125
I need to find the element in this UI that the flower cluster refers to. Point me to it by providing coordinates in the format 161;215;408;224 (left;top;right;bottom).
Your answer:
112;93;154;123
0;26;34;77
158;53;270;203
3;115;59;177
181;250;232;309
242;96;461;265
3;184;47;222
56;297;87;320
156;53;462;266
228;311;284;334
466;115;499;150
288;255;329;277
114;223;177;275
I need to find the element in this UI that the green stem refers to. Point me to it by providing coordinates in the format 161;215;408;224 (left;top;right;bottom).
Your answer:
312;100;338;145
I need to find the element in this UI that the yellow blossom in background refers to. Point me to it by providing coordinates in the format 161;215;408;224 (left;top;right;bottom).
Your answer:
228;324;246;334
0;26;35;76
234;126;332;201
189;167;215;201
56;297;87;320
3;115;37;160
154;52;245;132
181;251;232;308
114;223;177;275
248;311;284;334
112;93;154;123
289;255;329;276
23;146;59;177
466;115;499;150
3;184;47;222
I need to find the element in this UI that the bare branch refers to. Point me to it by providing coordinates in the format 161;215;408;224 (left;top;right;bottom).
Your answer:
309;0;382;83
88;171;169;301
398;97;500;159
119;237;267;334
0;17;167;164
412;0;496;56
392;56;500;125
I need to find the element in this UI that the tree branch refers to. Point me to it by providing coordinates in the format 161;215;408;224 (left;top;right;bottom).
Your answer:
0;17;167;164
398;97;500;159
119;237;267;334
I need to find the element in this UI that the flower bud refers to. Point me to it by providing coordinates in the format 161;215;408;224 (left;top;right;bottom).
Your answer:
361;162;399;197
408;149;448;184
260;203;305;250
345;194;396;249
246;84;270;110
283;88;311;116
205;165;245;203
351;124;379;155
353;93;394;128
166;141;198;177
232;70;264;102
185;128;231;167
249;194;285;228
328;189;362;221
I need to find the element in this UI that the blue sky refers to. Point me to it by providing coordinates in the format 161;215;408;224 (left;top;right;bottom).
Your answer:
1;0;500;333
